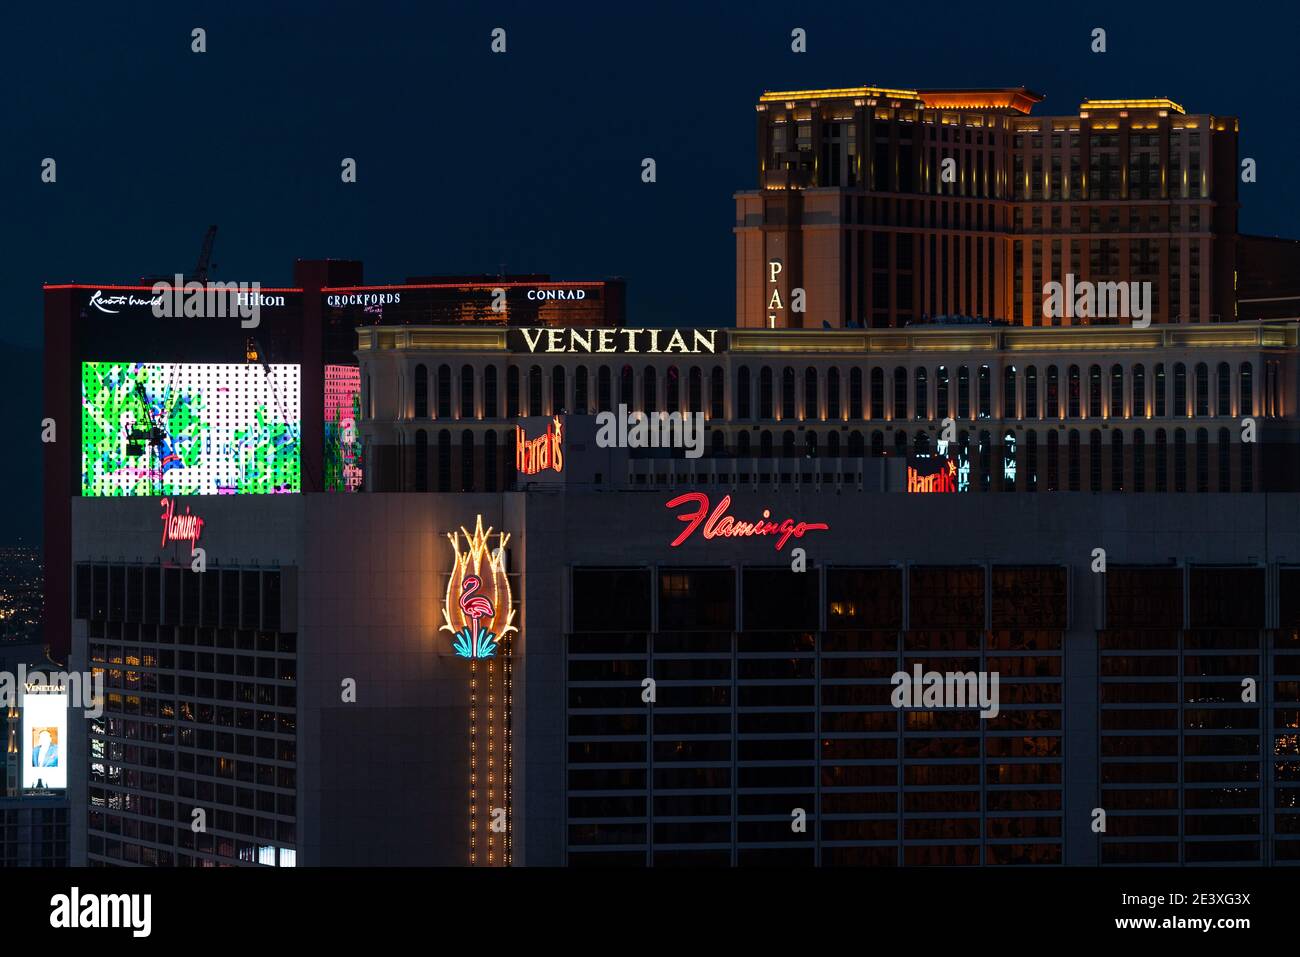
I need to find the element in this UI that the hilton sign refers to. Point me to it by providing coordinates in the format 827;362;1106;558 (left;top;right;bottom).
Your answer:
508;328;725;355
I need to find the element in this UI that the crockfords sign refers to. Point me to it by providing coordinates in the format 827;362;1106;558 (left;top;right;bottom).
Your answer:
509;328;725;355
327;292;402;307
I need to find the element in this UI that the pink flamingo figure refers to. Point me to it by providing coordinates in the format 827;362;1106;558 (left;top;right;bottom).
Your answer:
459;575;496;658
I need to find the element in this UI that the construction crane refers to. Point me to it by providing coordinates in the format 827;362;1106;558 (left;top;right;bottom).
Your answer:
193;225;217;282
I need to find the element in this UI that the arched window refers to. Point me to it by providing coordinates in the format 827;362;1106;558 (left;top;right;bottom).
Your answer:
737;431;751;457
849;430;864;458
1002;430;1016;491
760;367;774;419
1155;429;1168;492
1132;364;1145;418
1173;363;1187;417
893;367;908;420
1132;429;1145;493
870;368;884;419
936;366;950;419
895;429;908;459
1111;429;1123;491
1110;364;1123;418
710;367;725;419
782;430;796;458
1218;427;1231;491
827;368;841;420
437;429;451;492
620;364;634;409
1240;362;1253;416
597;366;611;413
711;430;725;458
527;365;543;416
915;367;929;420
828;431;841;457
1068;365;1081;418
1174;428;1187;492
737;367;752;419
870;430;884;457
642;365;657;414
1241;435;1253;491
484;366;499;418
414;364;429;418
507;366;520;417
957;366;970;419
781;368;796;419
1154;363;1166;417
1089;429;1102;491
1046;365;1059;418
689;367;703;415
1195;428;1209;492
1046;430;1059;491
804;367;818;420
461;364;475;419
760;430;773;458
414;429;428;492
805;431;818;459
574;366;588;413
1194;362;1208;416
461;430;474;492
438;364;452;419
1026;366;1038;419
1067;429;1080;491
1026;430;1038;491
667;366;680;412
850;368;863;419
1217;362;1230;416
484;430;498;492
1003;366;1016;419
551;366;566;414
978;365;991;419
1088;364;1102;418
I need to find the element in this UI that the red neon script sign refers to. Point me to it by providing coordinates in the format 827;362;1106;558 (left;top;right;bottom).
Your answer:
160;497;205;553
516;416;564;475
666;492;829;551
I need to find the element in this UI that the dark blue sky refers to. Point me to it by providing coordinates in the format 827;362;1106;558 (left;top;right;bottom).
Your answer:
5;1;1300;353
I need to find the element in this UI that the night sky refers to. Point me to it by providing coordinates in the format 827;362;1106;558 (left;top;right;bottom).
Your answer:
4;1;1299;541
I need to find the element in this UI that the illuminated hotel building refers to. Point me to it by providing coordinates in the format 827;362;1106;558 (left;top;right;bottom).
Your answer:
46;82;1300;867
736;86;1256;329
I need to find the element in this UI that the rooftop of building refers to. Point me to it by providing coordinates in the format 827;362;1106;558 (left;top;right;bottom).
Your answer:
758;87;1200;118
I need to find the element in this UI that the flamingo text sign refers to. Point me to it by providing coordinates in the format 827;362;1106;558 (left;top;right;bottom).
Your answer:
441;515;516;659
666;492;829;551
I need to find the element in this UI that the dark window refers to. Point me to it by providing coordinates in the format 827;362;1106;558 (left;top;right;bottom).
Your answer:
461;364;475;417
437;430;451;492
414;364;429;418
827;368;841;420
737;367;752;419
573;569;651;632
782;368;796;419
743;568;818;630
659;569;735;630
414;430;428;492
437;364;452;418
574;366;588;413
484;366;499;418
461;430;474;492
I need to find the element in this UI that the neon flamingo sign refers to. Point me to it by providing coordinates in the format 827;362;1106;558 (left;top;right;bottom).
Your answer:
665;492;829;551
159;497;205;554
441;515;516;659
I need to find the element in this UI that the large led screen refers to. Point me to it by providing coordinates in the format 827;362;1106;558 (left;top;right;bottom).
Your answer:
82;362;301;496
324;364;363;492
22;692;68;790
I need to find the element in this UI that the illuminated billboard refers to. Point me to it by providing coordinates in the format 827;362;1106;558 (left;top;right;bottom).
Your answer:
81;362;301;496
22;691;68;790
324;364;363;492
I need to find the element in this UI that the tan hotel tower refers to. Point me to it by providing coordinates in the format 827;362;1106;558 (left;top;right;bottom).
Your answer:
735;86;1241;329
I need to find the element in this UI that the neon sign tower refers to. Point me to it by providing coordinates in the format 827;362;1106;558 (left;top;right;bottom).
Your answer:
441;516;515;865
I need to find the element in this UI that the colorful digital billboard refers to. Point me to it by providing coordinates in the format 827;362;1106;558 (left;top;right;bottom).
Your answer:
22;690;68;790
324;364;363;492
81;362;301;496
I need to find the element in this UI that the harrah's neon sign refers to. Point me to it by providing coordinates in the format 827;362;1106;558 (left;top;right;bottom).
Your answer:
516;416;563;476
666;492;829;551
160;497;205;554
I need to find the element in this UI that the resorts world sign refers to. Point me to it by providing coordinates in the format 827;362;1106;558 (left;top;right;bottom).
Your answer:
508;328;726;355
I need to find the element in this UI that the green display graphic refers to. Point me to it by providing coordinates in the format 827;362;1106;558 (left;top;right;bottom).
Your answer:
81;361;301;496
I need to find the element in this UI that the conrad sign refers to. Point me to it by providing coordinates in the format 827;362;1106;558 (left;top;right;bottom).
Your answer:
508;328;725;355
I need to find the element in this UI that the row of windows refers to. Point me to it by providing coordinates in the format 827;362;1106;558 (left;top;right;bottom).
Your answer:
398;359;1280;423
